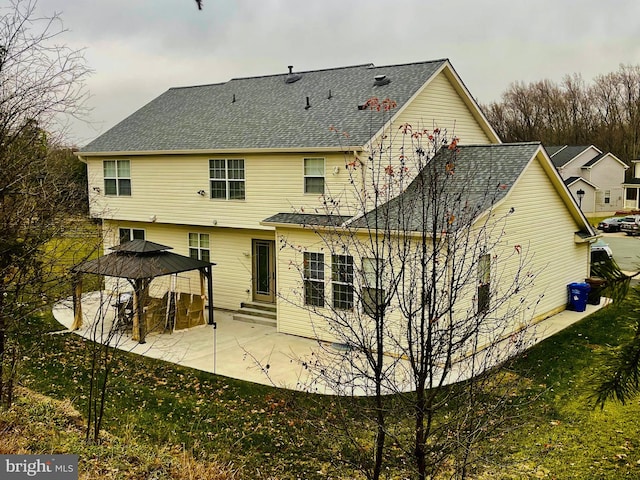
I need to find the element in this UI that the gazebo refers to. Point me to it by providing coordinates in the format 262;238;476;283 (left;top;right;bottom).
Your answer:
70;240;215;343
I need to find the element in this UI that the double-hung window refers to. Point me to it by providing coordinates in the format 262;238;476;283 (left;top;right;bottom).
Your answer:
104;160;131;196
119;228;144;244
362;257;385;317
210;159;245;200
477;253;491;315
332;255;354;310
304;158;325;194
304;252;325;307
189;233;210;262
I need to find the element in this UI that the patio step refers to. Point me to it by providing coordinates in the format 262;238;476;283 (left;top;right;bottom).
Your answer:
233;302;277;327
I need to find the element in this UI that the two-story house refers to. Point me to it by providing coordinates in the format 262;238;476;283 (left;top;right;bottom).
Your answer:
623;158;640;211
78;60;595;343
546;145;628;215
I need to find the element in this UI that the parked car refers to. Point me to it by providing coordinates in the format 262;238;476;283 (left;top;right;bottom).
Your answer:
620;215;640;236
591;240;613;263
590;240;614;276
597;216;625;232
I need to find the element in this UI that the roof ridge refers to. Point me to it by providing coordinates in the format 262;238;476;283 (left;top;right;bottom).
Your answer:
366;58;449;70
166;60;450;91
457;141;541;148
230;63;375;81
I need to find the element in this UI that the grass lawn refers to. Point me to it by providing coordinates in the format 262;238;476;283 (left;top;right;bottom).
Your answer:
7;294;640;478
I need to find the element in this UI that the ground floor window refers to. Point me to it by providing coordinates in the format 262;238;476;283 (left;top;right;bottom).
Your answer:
477;253;491;314
332;254;354;310
361;257;385;317
119;228;145;244
189;233;210;262
304;252;325;307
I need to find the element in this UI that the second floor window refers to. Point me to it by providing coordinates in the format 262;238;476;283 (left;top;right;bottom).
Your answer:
304;158;325;194
210;159;245;200
189;233;210;262
104;160;131;196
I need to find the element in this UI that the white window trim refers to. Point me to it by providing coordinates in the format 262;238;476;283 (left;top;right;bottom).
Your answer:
332;254;354;310
303;157;325;195
118;227;145;244
189;232;210;262
304;252;325;307
104;159;131;196
209;158;245;200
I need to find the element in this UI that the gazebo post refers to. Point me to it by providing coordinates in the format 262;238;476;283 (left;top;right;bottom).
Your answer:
203;266;214;326
132;278;149;344
71;274;83;330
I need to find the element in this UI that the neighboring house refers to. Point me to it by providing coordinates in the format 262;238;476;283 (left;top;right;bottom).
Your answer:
546;145;628;215
623;158;640;211
77;60;595;343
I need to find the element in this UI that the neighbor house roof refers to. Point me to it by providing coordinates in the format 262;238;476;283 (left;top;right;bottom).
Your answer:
563;176;597;188
548;145;594;168
81;60;486;154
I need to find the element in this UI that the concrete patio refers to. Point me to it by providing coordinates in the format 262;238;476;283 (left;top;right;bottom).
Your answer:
52;291;607;396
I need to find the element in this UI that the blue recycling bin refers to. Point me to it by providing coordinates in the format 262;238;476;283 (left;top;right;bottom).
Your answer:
567;282;590;312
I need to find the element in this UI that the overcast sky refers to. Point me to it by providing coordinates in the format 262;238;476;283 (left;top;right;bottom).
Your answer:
29;0;640;146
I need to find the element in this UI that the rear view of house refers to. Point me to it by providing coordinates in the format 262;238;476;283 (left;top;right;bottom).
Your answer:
77;60;595;342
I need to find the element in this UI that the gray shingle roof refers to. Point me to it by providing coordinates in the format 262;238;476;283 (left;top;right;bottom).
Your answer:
348;143;542;232
547;145;591;168
582;152;606;167
563;176;581;186
82;60;449;153
262;213;352;227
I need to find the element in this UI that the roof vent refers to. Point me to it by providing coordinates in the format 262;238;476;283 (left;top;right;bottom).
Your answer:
285;65;302;84
373;74;391;86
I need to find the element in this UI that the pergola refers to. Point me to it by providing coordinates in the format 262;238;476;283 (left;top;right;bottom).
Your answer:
70;240;215;344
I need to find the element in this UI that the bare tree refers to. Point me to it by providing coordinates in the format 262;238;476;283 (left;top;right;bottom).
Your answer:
275;103;541;478
0;0;90;408
483;63;640;163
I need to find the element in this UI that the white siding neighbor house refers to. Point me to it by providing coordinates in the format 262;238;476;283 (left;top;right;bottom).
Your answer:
77;60;596;344
546;145;628;215
623;158;640;211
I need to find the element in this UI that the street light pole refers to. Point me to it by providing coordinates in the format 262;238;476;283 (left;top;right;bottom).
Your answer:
577;188;585;208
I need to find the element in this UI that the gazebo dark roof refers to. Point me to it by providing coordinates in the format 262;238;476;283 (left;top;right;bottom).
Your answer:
71;240;214;280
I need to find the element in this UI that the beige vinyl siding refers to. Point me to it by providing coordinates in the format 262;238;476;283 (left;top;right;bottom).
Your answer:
489;152;589;321
88;152;359;228
276;228;335;340
392;71;493;146
275;151;590;344
102;220;275;311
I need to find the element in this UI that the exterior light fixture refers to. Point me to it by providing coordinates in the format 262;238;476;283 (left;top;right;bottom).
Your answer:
197;190;206;196
576;188;585;208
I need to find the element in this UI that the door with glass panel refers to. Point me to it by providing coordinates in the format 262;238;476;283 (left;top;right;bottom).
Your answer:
252;240;275;303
